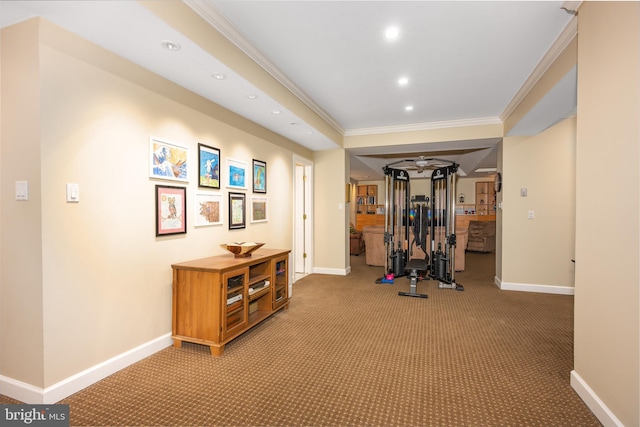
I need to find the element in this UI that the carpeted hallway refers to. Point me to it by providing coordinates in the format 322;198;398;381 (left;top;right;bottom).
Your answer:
0;251;600;426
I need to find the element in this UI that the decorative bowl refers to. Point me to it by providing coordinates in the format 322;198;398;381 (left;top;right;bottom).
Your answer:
220;242;265;258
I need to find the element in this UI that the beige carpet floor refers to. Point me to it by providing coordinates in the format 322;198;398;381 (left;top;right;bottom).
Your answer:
1;251;601;426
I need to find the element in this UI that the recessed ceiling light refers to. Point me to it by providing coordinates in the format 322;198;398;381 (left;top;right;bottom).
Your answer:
290;122;299;126
212;73;227;80
160;40;181;51
305;131;314;135
405;105;414;111
384;26;400;40
272;110;281;115
246;94;258;100
398;77;409;86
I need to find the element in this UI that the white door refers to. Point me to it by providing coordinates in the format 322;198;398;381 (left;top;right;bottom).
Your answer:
294;164;305;273
293;157;312;284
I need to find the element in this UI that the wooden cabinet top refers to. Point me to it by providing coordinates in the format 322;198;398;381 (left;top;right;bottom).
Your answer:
172;248;290;272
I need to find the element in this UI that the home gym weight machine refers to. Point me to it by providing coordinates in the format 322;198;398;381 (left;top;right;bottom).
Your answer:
380;159;463;297
429;163;463;291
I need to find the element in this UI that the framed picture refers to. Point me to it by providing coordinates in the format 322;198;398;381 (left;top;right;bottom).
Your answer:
227;158;248;190
150;137;188;182
228;192;246;229
198;143;220;189
155;185;187;236
195;193;223;227
251;197;268;223
253;159;267;193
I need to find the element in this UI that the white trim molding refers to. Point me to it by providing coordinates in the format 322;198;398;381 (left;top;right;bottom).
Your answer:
345;116;502;137
494;276;575;295
313;266;350;276
0;333;172;404
571;370;624;427
0;376;44;405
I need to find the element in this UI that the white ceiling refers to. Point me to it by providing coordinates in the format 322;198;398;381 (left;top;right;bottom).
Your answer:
0;0;577;180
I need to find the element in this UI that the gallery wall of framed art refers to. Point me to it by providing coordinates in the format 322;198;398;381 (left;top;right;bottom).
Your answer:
150;137;269;234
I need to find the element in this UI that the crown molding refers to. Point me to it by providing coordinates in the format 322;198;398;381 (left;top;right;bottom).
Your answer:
500;15;578;122
344;116;502;137
561;1;583;15
184;0;344;135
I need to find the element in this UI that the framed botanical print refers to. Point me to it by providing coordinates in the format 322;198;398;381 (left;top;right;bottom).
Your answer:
195;192;223;227
198;143;220;189
227;158;248;190
253;159;267;193
155;185;187;236
228;192;246;229
251;197;267;223
150;137;188;182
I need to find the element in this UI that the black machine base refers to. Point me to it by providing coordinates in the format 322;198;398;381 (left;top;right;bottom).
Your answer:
398;291;428;298
398;258;429;299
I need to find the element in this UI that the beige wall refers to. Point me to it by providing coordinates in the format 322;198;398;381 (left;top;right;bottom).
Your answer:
501;117;576;289
1;19;313;390
574;3;640;426
495;141;503;281
313;149;349;272
0;18;45;390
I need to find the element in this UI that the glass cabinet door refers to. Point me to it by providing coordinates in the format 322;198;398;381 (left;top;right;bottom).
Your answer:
222;268;248;338
272;256;288;310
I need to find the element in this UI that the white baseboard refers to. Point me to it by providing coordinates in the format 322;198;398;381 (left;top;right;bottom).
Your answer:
494;276;574;295
313;266;349;275
570;370;624;427
0;376;44;405
0;333;173;404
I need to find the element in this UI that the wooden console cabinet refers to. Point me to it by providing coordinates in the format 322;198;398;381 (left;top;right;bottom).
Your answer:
171;248;290;356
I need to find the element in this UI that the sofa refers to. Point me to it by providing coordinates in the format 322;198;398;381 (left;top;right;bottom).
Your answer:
455;228;468;271
362;225;468;271
410;228;468;271
362;225;386;266
467;220;496;252
350;226;365;256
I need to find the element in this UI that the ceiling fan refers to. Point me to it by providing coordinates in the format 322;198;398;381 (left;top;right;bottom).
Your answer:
388;156;455;173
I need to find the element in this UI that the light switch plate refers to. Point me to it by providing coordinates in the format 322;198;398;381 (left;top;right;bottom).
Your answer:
16;181;28;201
66;183;80;202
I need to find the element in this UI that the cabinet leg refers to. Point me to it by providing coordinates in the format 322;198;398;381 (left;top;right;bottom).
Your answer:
210;345;224;356
173;339;183;348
